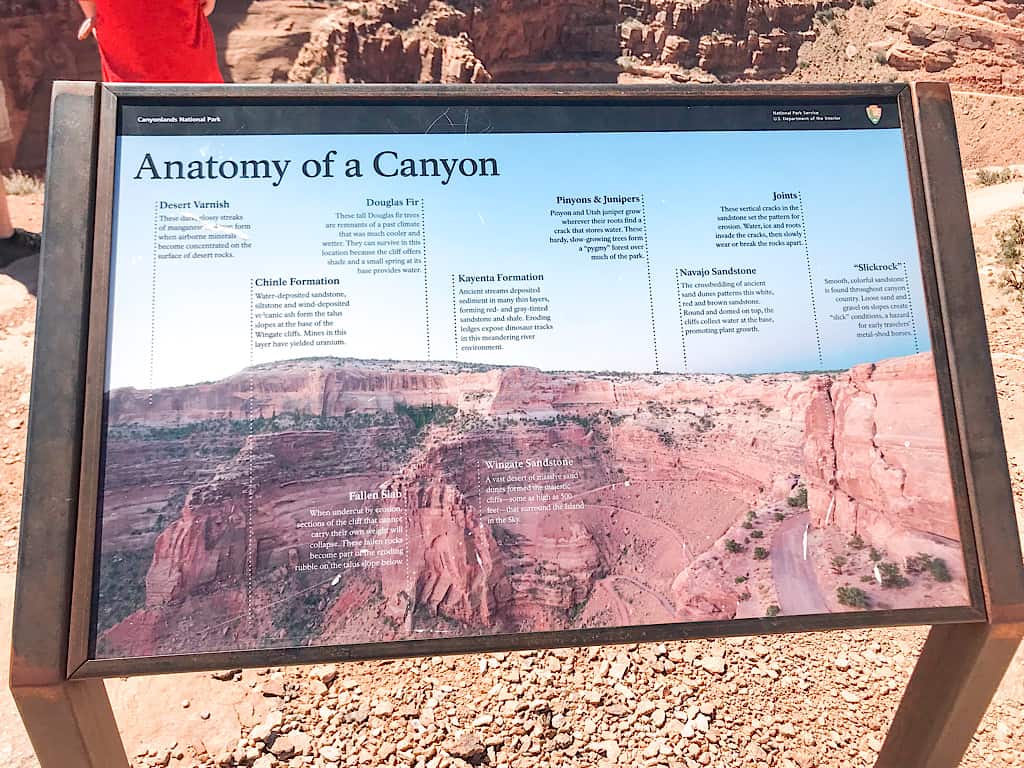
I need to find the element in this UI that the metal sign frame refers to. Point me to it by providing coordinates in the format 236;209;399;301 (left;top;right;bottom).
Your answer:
9;81;1024;768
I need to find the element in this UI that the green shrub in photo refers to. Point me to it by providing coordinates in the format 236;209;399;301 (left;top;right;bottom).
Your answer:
905;552;933;574
878;561;909;589
837;586;869;608
928;557;952;583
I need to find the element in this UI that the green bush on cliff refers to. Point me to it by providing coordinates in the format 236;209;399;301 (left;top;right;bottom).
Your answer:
878;561;910;589
394;403;457;433
787;487;808;508
837;586;869;608
929;557;952;583
96;550;152;635
567;601;587;621
905;553;933;574
753;546;769;561
272;574;333;643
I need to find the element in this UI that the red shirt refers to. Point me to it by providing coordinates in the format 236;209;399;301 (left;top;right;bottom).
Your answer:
94;0;223;83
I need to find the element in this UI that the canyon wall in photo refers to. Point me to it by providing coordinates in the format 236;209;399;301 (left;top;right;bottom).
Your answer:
94;352;969;658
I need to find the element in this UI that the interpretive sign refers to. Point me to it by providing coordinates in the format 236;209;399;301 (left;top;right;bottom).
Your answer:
86;89;985;666
10;81;1024;768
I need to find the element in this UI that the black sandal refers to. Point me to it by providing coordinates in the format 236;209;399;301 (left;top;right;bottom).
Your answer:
0;228;41;269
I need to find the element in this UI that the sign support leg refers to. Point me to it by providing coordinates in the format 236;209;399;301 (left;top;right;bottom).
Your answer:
875;622;1024;768
11;679;128;768
7;81;125;768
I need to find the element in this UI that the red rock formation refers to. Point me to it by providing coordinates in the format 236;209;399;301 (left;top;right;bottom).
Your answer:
208;0;327;83
108;359;817;426
98;351;962;656
288;0;491;84
288;0;620;84
457;0;620;82
882;1;1024;93
379;447;505;630
106;360;500;425
620;0;852;81
803;353;960;554
142;428;402;605
286;0;860;86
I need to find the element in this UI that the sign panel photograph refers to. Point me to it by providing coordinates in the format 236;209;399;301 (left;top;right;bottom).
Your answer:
79;88;982;665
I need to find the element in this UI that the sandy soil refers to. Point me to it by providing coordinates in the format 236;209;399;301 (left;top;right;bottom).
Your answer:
0;194;41;574
788;0;1024;169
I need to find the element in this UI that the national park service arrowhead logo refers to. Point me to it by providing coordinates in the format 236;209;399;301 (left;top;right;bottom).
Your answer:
866;104;883;125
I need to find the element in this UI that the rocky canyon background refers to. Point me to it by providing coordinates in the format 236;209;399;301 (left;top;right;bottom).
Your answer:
2;1;1024;767
2;0;1024;169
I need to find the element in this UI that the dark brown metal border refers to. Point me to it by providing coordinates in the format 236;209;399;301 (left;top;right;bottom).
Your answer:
11;80;99;691
896;87;987;612
68;85;119;678
104;81;910;101
72;604;981;679
911;82;1024;622
59;82;1007;681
